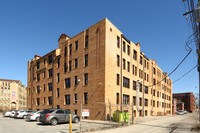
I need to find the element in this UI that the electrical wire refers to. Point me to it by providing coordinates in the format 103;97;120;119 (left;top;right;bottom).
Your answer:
172;64;197;84
147;50;192;88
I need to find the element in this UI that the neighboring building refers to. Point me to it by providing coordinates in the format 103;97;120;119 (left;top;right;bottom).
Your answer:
172;98;177;114
27;18;173;120
176;100;184;111
0;79;27;111
173;92;195;112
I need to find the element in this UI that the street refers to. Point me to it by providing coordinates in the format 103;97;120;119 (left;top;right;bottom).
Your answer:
95;112;199;133
0;112;199;133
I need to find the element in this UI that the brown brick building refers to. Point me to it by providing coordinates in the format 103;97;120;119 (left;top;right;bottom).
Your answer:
173;92;195;112
27;18;173;120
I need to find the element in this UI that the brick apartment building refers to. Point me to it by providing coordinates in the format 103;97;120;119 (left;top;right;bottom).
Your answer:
27;18;173;120
0;79;27;111
173;92;195;112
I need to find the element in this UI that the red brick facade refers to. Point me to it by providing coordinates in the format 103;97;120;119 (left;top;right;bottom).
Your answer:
173;92;195;112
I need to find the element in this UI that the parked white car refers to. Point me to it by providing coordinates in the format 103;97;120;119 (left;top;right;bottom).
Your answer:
176;110;185;115
26;111;41;121
16;110;34;119
3;110;13;117
9;110;18;117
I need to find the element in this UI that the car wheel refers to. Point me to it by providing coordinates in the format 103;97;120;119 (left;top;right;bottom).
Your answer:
73;117;79;123
50;118;58;125
36;117;40;122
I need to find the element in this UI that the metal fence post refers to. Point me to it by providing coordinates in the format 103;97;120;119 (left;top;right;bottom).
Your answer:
109;103;111;124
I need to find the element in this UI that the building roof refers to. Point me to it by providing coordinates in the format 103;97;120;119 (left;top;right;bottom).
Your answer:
0;79;21;83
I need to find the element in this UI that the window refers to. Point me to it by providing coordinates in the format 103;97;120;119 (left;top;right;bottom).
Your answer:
85;54;88;67
153;78;156;85
64;63;67;73
117;36;120;48
133;96;136;105
28;88;30;96
117;74;120;85
48;69;53;78
145;86;148;94
75;59;78;68
147;62;149;69
133;81;136;90
65;95;70;105
69;61;72;72
37;86;40;93
123;59;126;70
43;97;45;104
48;96;52;105
65;78;71;88
56;110;64;114
57;73;60;83
145;99;148;106
140;56;142;65
127;45;130;55
133;50;137;60
153;100;155;107
153;67;156;74
123;77;130;88
57;88;60;97
85;35;88;48
157;101;159;107
84;73;88;85
135;66;137;76
84;92;88;104
48;83;52;91
117;55;120;67
157;91;159;97
116;93;119;104
139;83;142;92
75;41;78;50
75;76;78;85
153;89;155;96
44;71;46;79
48;55;52;64
74;94;77;103
64;47;67;57
58;58;60;68
37;62;40;69
132;65;135;75
139;97;142;106
127;61;130;72
123;41;126;52
37;74;40;81
74;110;77;114
144;60;146;68
69;44;72;55
123;94;129;104
37;98;40;105
44;58;46;64
44;84;45;92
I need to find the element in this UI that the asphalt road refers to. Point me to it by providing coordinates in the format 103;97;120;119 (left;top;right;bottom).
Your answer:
0;113;198;133
95;112;199;133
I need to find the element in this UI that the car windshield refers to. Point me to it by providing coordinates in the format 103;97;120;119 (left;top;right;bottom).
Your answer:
20;111;24;113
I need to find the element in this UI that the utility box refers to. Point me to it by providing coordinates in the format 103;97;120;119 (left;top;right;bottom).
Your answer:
113;111;130;122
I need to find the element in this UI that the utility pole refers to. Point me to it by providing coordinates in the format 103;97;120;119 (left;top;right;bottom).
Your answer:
198;0;200;123
142;54;145;117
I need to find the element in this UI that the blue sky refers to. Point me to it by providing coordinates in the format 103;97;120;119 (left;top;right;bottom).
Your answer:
0;0;198;94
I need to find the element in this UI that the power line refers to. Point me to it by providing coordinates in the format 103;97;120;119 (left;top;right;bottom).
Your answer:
172;64;197;84
147;50;192;88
